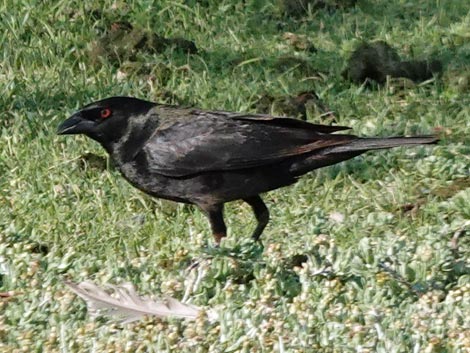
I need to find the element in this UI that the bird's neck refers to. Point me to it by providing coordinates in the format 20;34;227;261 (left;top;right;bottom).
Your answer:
106;113;159;165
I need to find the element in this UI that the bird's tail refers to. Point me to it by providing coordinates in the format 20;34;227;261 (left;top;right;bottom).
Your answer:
289;135;438;176
324;136;439;154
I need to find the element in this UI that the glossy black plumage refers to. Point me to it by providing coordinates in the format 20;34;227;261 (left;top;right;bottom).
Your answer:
58;96;438;244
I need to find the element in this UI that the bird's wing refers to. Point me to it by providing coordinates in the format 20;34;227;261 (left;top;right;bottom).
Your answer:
139;109;356;177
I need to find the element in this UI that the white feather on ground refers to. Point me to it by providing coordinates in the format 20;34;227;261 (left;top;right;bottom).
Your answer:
65;280;203;323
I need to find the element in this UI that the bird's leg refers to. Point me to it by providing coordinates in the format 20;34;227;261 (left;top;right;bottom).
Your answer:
243;195;269;241
202;204;227;246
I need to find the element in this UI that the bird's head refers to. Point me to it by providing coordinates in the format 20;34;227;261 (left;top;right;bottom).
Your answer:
57;96;156;147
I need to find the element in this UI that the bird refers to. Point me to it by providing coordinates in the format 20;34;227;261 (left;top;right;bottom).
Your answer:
57;96;438;245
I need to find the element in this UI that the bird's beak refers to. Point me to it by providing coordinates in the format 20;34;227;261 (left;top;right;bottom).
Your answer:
57;113;95;135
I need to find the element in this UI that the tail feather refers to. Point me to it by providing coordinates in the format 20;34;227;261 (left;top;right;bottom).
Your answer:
289;135;438;176
324;136;439;154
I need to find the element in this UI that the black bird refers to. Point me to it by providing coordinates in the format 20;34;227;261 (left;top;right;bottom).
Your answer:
57;97;438;244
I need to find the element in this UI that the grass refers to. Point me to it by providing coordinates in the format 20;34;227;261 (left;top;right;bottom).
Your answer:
0;0;469;352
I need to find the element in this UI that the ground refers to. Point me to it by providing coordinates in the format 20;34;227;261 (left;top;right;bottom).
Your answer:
0;1;469;352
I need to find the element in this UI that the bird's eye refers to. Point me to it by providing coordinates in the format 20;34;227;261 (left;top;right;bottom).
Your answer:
100;108;112;119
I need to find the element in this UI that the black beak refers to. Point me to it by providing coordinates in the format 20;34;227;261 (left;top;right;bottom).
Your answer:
57;113;95;135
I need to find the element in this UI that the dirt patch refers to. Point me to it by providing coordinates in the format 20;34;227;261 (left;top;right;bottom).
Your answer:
254;91;335;121
90;21;197;66
343;41;442;85
277;0;357;17
282;32;317;53
401;177;470;216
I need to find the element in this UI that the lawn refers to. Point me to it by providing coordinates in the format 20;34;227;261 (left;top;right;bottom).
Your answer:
0;0;469;352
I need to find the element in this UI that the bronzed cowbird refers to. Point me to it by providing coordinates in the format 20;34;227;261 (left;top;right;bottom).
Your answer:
57;97;438;244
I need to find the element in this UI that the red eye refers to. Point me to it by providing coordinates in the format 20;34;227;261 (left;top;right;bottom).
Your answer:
100;108;112;119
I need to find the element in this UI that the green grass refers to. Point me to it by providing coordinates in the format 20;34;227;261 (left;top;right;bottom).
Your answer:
1;0;469;352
